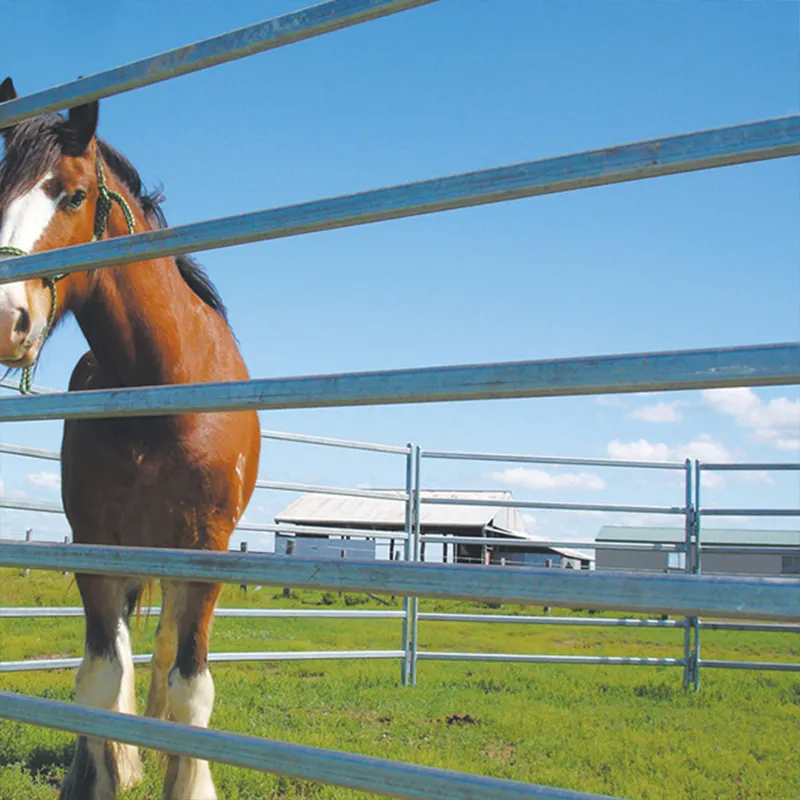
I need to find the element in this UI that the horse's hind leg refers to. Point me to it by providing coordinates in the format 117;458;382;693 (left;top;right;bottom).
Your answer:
61;576;143;800
163;580;221;800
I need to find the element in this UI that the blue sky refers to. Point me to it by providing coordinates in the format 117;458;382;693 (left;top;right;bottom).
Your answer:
0;0;797;548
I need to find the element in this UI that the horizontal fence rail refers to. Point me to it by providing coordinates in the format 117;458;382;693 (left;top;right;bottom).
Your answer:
421;536;683;551
422;449;687;470
419;495;686;515
0;0;438;128
0;443;60;461
261;428;410;454
0;343;796;422
0;691;607;800
0;541;796;620
0;651;408;674
0;119;798;287
256;480;407;501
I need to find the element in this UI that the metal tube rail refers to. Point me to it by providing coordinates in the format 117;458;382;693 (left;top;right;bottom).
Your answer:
698;462;800;471
0;0;438;128
699;508;800;517
0;541;796;620
0;691;609;800
698;659;799;672
419;536;683;551
261;428;409;454
0;651;406;674
1;119;799;287
237;521;409;540
418;614;686;628
0;344;795;423
418;653;684;667
0;607;406;619
0;498;62;514
698;621;799;633
419;496;686;515
0;443;60;461
256;480;406;501
700;545;799;555
421;449;685;470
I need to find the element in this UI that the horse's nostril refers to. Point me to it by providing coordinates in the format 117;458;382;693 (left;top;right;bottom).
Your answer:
14;307;30;337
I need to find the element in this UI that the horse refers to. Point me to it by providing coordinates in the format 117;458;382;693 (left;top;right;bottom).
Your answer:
0;77;261;800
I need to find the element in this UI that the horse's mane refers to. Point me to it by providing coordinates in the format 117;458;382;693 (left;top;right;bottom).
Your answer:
96;139;229;323
0;114;228;323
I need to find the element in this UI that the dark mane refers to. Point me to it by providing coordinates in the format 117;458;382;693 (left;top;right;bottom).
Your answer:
96;139;228;323
0;115;227;322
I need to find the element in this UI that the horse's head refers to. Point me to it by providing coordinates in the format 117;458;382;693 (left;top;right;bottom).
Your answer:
0;76;99;368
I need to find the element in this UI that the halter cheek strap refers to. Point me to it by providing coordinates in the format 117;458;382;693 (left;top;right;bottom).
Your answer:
0;154;136;394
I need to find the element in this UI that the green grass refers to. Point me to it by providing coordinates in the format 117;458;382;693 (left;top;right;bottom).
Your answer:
0;569;797;799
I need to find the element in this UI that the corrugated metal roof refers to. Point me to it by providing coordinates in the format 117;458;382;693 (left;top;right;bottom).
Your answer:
597;526;800;546
275;490;537;540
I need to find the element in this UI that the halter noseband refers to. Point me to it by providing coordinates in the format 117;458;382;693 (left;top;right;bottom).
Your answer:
0;154;136;394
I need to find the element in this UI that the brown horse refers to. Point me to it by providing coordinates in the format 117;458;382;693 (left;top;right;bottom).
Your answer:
0;77;261;799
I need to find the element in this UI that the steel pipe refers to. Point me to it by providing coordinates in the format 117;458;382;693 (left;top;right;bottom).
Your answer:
0;541;796;620
1;119;798;286
0;0;438;128
0;344;795;423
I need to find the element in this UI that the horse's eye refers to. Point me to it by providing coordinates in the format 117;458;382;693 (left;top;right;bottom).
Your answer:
67;189;87;209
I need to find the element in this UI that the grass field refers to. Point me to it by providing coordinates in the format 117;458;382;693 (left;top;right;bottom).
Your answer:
0;568;797;799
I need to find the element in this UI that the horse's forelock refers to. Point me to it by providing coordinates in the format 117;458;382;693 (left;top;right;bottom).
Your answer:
0;116;66;208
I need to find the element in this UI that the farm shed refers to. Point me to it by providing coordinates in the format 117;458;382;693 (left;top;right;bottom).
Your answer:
274;490;593;568
595;526;800;575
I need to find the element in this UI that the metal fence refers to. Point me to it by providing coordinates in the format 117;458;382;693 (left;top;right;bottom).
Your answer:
0;1;798;797
1;430;797;690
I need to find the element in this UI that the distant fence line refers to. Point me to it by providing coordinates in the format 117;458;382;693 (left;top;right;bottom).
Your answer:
1;427;797;687
0;1;798;796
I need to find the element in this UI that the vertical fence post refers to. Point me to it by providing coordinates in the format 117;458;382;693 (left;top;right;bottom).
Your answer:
63;535;70;576
409;445;422;687
682;459;694;688
23;529;33;577
239;540;248;593
693;460;702;691
400;443;414;687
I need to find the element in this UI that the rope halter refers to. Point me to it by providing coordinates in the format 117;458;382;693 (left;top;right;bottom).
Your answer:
0;154;136;393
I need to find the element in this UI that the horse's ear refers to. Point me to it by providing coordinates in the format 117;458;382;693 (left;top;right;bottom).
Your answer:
0;77;17;104
0;77;18;137
64;101;99;156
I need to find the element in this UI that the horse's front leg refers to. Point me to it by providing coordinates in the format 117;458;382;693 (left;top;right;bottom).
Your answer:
162;580;222;800
61;575;143;800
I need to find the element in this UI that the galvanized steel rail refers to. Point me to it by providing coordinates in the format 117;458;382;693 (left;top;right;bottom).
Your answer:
0;541;796;620
1;120;798;286
0;0;439;128
0;343;796;423
0;691;607;800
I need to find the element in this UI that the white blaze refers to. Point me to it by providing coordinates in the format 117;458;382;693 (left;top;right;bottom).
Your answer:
0;173;61;312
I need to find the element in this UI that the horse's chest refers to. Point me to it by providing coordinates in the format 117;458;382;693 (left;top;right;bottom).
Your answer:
63;422;226;545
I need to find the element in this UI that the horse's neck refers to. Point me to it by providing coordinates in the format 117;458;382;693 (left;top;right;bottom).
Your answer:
73;185;236;389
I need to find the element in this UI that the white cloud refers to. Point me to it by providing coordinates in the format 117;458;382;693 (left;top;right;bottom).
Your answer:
703;388;800;451
607;439;672;461
595;396;627;408
607;434;732;481
489;467;605;492
701;472;726;490
608;434;731;464
26;471;61;489
628;402;682;423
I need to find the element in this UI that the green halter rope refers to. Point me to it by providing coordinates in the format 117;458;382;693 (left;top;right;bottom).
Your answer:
0;154;136;394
